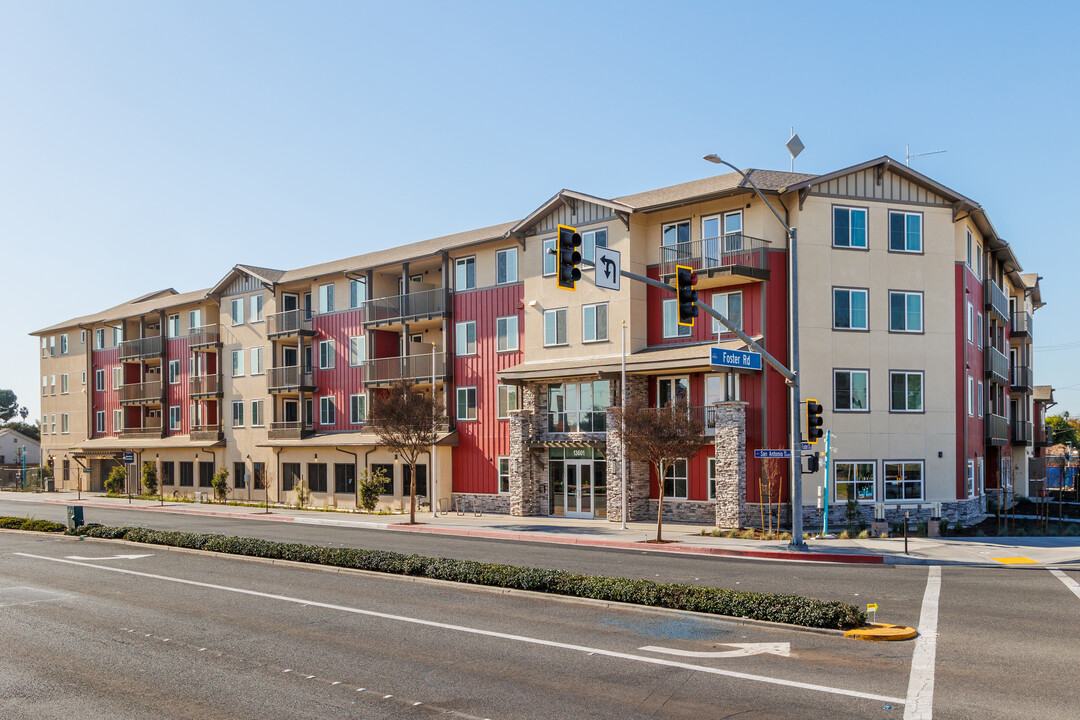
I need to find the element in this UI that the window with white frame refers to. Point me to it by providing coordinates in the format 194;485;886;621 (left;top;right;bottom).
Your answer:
251;347;264;375
662;299;691;338
49;374;55;395
189;309;201;330
231;350;244;377
966;229;973;269
966;302;974;342
455;256;475;290
542;238;556;276
319;396;335;425
702;211;743;261
251;399;264;427
59;334;68;354
456;386;477;421
496;247;518;284
81;370;86;386
168;359;180;385
169;406;181;431
455;321;476;355
96;411;105;434
978;380;984;417
61;413;69;434
49;336;55;356
40;337;47;357
835;461;876;502
833;206;868;248
80;329;86;345
582;303;608;342
976;312;983;348
544;308;567;346
498;457;511;494
60;374;69;394
41;376;46;396
349;336;365;366
232;401;244;427
349;393;366;424
497;384;519;419
661;220;690;248
965;459;975;498
496;316;518;352
885;461;924;501
889;211;922;252
167;314;180;338
112;367;121;390
889;291;923;332
834;369;869;411
318;340;335;370
968;375;975;416
231;298;244;326
113;327;122;346
112;409;122;433
833;288;868;330
663;460;688;499
547;380;610;432
890;371;923;412
95;328;105;349
710;291;742;334
581;228;608;265
657;376;689;407
318;284;334;314
250;294;263;322
349;278;367;308
95;369;105;391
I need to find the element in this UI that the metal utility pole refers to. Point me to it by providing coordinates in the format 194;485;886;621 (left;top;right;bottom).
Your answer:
621;320;628;530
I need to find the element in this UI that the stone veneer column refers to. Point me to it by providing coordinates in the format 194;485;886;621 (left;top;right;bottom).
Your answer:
605;374;651;522
508;382;548;516
714;401;748;529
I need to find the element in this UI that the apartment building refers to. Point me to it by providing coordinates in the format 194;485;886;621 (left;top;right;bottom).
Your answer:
32;155;1047;526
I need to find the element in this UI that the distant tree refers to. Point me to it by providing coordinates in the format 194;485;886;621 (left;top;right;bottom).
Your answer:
18;407;28;422
368;380;445;524
609;394;704;543
1047;413;1080;448
2;422;39;442
0;390;19;423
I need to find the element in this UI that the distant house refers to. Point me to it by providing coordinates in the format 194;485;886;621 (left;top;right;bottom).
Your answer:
0;428;41;467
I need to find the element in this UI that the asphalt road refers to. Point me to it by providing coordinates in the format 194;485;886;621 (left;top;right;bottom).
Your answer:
2;498;1079;719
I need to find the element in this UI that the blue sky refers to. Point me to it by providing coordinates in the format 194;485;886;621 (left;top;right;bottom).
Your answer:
3;1;1078;421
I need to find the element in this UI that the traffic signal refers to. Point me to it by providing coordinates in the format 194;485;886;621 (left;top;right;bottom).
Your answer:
556;224;582;290
675;265;698;327
806;399;824;444
806;453;820;473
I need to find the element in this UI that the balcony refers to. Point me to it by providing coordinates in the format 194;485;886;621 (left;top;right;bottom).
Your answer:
985;346;1009;385
120;423;163;440
188;325;222;349
363;288;449;328
1011;419;1033;447
363;353;447;387
658;234;771;289
1010;310;1032;340
1035;422;1053;448
267;365;315;393
267;309;315;339
268;421;311;440
189;374;222;398
1011;365;1033;394
190;423;223;443
984;279;1009;323
119;335;163;361
985;413;1008;446
119;379;163;405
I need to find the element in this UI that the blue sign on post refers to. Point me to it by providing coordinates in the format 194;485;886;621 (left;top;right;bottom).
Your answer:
123;450;135;463
754;444;814;459
711;347;762;371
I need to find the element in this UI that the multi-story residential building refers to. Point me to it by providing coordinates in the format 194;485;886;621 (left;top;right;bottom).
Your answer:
32;155;1047;526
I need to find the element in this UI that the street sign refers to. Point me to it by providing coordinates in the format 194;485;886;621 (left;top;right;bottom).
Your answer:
594;247;621;291
754;444;812;459
867;603;878;612
711;347;762;371
123;450;135;463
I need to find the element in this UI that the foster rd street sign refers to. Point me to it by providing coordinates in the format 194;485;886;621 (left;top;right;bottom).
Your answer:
711;347;762;371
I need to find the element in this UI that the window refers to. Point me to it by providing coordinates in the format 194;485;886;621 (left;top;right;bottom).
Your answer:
966;229;973;269
833;207;868;248
967;375;975;416
966;302;974;342
80;329;86;345
81;371;86;386
49;336;55;356
835;462;876;502
707;457;717;500
96;411;105;434
889;292;923;332
456;386;477;421
113;410;122;433
250;347;264;375
834;370;869;411
160;462;174;486
250;294;264;322
582;303;608;342
889;211;922;252
497;385;519;419
544;308;567;346
231;298;244;326
308;463;328;493
496;316;518;352
168;359;180;385
548;380;610;433
41;376;46;396
542;238;557;276
61;413;69;434
199;462;214;488
60;374;69;394
581;228;608;265
179;462;194;487
455;256;476;290
95;369;105;391
978;381;984;418
231;350;244;377
663;460;688;499
456;321;477;355
965;460;975;499
657;376;689;407
661;220;690;248
112;367;121;390
702;212;742;260
167;314;180;338
49;375;55;395
318;283;334;314
318;340;335;370
662;299;691;338
319;396;336;425
884;461;924;501
335;464;356;495
349;336;366;366
350;278;367;308
189;309;202;330
349;393;366;424
169;406;181;431
232;400;244;427
40;337;47;357
281;463;300;492
833;288;868;330
372;463;394;494
403;465;427;497
703;374;740;435
496;248;518;284
234;461;247;490
59;334;68;355
498;457;511;494
251;399;264;427
710;291;743;334
95;328;105;349
976;312;983;348
890;371;924;412
409;333;422;344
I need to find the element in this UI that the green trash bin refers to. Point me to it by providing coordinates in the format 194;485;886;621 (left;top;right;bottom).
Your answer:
66;506;83;530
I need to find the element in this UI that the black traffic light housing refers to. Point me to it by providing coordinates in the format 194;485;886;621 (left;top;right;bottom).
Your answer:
556;224;582;291
806;399;824;444
675;265;698;327
806;453;820;473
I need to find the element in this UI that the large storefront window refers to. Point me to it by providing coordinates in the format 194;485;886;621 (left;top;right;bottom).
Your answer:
548;447;606;519
548;380;610;433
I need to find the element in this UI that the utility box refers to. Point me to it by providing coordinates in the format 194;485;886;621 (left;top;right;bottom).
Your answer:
66;505;84;530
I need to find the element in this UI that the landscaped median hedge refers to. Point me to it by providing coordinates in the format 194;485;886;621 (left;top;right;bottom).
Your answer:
54;523;865;629
0;516;67;533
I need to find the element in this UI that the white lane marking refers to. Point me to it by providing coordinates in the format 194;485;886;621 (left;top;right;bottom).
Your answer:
904;565;941;720
14;552;904;706
1050;569;1080;601
640;642;791;659
65;554;154;561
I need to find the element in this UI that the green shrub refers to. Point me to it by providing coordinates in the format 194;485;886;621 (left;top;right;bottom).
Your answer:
0;516;67;532
878;532;889;539
211;467;230;502
856;529;870;539
739;529;756;540
105;465;126;495
358;468;384;512
141;462;158;496
838;530;851;539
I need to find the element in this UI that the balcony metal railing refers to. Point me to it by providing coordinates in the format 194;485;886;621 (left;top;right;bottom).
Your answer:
267;365;315;392
189;374;222;396
190;423;222;441
119;335;163;361
363;288;448;326
658;234;771;278
985;413;1008;444
363;353;447;385
984;279;1009;322
188;325;221;348
120;424;163;438
1011;365;1033;392
986;346;1009;385
266;309;314;338
1010;310;1032;338
1011;419;1033;446
268;421;308;440
119;379;163;404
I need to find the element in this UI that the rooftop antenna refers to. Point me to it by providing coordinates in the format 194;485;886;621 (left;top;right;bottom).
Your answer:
786;128;804;172
905;144;947;167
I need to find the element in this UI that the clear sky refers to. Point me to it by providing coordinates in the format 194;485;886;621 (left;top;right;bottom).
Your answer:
3;1;1078;422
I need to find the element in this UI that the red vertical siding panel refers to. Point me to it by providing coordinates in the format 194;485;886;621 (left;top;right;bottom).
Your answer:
167;337;191;434
312;309;367;432
91;349;120;438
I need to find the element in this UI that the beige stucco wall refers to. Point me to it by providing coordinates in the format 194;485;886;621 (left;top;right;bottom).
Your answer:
36;326;91;481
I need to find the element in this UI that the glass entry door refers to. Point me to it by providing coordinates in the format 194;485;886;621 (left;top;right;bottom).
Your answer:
564;461;592;518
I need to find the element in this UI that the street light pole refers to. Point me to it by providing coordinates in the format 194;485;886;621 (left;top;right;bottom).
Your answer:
621;320;628;531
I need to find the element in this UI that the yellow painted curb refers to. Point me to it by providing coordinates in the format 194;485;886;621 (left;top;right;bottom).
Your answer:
844;623;918;641
992;557;1038;564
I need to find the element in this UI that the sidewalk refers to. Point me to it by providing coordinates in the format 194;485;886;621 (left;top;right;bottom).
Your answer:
8;490;1080;566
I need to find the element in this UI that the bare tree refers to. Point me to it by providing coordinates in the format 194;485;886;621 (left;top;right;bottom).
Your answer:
368;379;446;524
610;393;704;542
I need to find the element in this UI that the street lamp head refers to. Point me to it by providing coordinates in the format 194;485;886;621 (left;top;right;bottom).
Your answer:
703;154;723;164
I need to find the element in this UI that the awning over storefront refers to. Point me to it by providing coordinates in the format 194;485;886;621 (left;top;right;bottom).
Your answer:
256;430;459;449
75;436;224;454
528;439;606;449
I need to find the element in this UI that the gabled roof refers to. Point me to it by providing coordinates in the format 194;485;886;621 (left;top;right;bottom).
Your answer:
208;264;286;297
614;169;816;212
1022;273;1044;308
0;427;40;447
1033;386;1055;404
32;287;211;335
509;189;634;237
